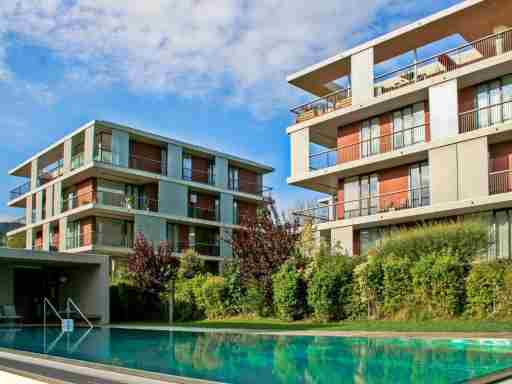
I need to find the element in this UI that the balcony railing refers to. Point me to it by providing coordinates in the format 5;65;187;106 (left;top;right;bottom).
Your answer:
94;147;121;165
173;242;220;257
188;205;219;221
12;216;26;226
310;124;427;171
374;29;512;97
37;161;64;187
182;167;215;185
293;186;430;224
62;190;158;212
71;152;85;170
10;181;31;200
66;231;133;250
228;180;272;196
291;88;352;123
489;169;512;195
459;100;512;134
130;154;167;176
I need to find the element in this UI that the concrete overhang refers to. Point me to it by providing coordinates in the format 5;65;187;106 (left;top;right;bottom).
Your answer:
0;247;107;266
287;0;512;97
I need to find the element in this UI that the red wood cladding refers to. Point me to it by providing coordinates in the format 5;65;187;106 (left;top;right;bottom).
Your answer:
337;179;344;220
76;178;96;205
238;200;259;222
489;142;512;172
238;168;260;194
130;141;163;174
191;156;211;183
51;225;60;248
145;183;158;202
179;225;189;249
379;165;410;210
458;86;475;114
336;122;360;163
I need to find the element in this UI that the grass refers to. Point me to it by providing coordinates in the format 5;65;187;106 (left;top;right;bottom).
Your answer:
112;317;512;333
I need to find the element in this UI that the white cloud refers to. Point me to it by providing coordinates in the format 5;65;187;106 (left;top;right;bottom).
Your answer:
0;0;443;115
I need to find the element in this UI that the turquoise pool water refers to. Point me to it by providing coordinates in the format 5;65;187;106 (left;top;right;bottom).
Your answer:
0;327;511;383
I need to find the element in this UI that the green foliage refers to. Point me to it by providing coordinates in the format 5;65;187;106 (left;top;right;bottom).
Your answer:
7;233;25;249
411;251;466;319
374;220;489;263
178;249;205;279
174;275;207;321
272;262;306;321
196;276;228;319
221;262;244;316
466;262;510;319
382;256;412;318
242;280;269;317
307;254;354;321
110;283;165;322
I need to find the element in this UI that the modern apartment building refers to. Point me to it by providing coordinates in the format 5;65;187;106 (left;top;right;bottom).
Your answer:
289;0;512;258
7;120;273;274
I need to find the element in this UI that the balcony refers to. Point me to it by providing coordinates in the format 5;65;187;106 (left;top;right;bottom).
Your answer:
9;181;31;200
294;186;430;224
182;167;215;186
459;100;512;134
188;205;219;221
71;152;85;170
291;88;352;124
95;146;120;165
310;124;427;171
489;169;512;195
173;242;220;257
66;231;133;250
61;191;158;213
374;29;512;97
129;154;166;176
228;180;272;196
37;161;64;187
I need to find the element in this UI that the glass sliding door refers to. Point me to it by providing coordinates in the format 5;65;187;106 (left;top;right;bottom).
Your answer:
344;177;360;218
412;102;425;143
489;80;502;125
409;161;430;208
502;75;512;121
476;84;490;128
361;120;371;158
402;107;413;147
393;111;403;149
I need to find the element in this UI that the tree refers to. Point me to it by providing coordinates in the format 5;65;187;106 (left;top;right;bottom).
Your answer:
128;233;181;323
228;206;300;309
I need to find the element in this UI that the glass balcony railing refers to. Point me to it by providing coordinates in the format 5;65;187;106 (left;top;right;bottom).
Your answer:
61;191;158;213
188;205;219;221
309;124;427;171
182;167;215;185
129;155;166;176
228;180;272;196
172;241;220;257
9;181;31;200
291;88;352;124
293;186;430;224
37;161;64;187
66;231;133;250
71;152;85;170
459;100;512;134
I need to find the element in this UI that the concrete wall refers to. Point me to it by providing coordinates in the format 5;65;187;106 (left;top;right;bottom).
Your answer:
220;193;234;225
158;180;188;217
457;136;489;199
112;129;130;168
220;228;233;258
134;214;166;245
30;158;38;190
63;138;72;174
430;144;458;204
25;195;33;226
429;79;459;141
53;181;62;216
59;216;68;251
35;191;43;222
45;185;53;219
350;48;374;106
215;156;229;189
331;226;354;255
290;128;309;178
167;143;183;179
84;125;95;165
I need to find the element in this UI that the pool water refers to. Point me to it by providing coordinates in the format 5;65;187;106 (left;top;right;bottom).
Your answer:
0;327;511;383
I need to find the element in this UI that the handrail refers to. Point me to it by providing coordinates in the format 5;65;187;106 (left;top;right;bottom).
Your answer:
374;28;512;82
290;87;351;114
459;99;512;133
67;297;93;328
9;181;31;200
43;297;63;327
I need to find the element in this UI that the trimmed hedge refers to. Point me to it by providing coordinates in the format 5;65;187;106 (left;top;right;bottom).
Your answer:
196;276;228;319
272;262;307;321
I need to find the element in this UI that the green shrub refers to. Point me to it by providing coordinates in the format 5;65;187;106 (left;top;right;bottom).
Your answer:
272;262;307;321
411;251;466;319
382;256;412;318
497;267;512;317
110;283;165;322
178;249;205;279
307;255;354;321
351;262;370;319
242;280;268;317
375;220;488;263
174;275;207;321
196;275;228;319
221;262;244;316
466;262;506;318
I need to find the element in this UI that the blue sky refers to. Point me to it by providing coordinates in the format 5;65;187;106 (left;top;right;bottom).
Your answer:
0;0;462;220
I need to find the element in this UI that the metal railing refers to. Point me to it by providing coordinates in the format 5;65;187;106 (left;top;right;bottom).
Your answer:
293;186;430;224
489;169;512;195
309;124;427;171
188;205;219;221
173;241;220;257
374;29;512;96
62;191;96;212
37;162;64;187
228;180;272;195
66;231;133;250
12;216;26;225
71;152;85;170
94;147;120;165
9;181;31;200
459;100;512;134
182;167;215;185
291;88;352;123
62;190;159;212
130;154;166;176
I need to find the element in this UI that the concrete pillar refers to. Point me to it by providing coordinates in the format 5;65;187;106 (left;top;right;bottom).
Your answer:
167;143;183;179
84;125;95;165
220;193;234;225
112;129;130;167
430;145;458;204
26;228;33;250
457;137;489;199
59;216;68;251
158;181;188;217
350;48;374;106
215;156;229;189
290;128;309;178
331;225;354;256
35;191;43;223
45;185;53;219
30;158;39;190
428;79;459;141
63;138;72;174
220;228;233;258
26;194;33;225
42;223;51;251
53;181;62;215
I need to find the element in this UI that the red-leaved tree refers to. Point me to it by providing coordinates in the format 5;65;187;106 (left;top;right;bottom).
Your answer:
228;206;300;308
128;233;181;323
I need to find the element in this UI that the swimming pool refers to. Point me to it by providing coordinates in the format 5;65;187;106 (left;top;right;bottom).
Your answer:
0;327;510;383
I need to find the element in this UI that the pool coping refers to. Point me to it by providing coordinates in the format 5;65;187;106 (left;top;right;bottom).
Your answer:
0;347;223;384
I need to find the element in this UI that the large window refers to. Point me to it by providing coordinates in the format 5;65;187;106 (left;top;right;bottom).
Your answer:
344;174;379;218
392;103;426;149
361;118;380;158
476;75;512;128
228;167;240;191
409;161;430;208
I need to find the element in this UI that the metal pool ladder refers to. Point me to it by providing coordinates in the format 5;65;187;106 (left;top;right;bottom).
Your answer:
43;297;94;331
